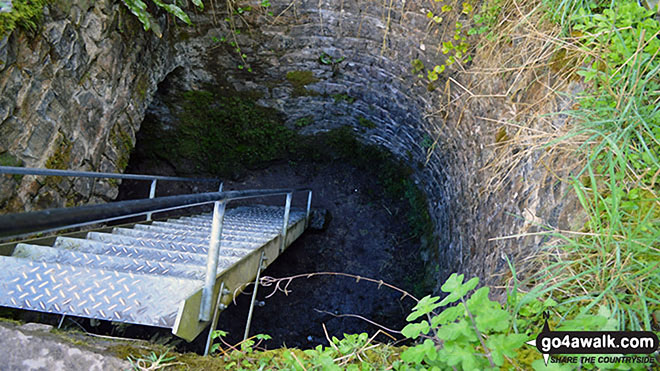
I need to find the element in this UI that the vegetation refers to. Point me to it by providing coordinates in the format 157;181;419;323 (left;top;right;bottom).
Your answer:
286;70;320;97
119;0;203;37
123;1;657;368
0;0;49;37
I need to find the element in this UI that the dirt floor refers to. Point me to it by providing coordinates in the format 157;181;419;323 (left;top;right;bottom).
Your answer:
115;150;430;351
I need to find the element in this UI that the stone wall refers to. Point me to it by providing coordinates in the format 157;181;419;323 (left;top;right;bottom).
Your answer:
0;0;583;288
0;0;179;211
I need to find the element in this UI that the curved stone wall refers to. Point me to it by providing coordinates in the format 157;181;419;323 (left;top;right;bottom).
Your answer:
0;0;583;287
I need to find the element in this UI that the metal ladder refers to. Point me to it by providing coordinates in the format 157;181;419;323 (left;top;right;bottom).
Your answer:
0;166;312;348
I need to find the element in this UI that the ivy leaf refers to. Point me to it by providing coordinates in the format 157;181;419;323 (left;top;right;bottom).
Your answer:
407;295;442;321
475;307;510;332
400;339;436;364
439;275;478;306
437;318;476;342
431;302;465;327
486;333;529;366
401;320;430;339
441;342;480;370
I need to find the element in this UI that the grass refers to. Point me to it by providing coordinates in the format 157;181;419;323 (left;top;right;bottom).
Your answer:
472;0;659;340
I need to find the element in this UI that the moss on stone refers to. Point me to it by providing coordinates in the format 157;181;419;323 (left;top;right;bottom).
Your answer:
0;152;23;181
44;136;72;170
135;74;149;101
110;125;133;171
357;115;376;129
286;70;319;97
44;136;72;188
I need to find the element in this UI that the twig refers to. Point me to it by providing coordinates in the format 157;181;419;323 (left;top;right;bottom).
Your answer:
314;309;402;336
259;272;419;303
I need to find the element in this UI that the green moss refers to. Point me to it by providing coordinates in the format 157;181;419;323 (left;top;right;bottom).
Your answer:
285;70;319;97
143;88;294;177
332;93;356;104
44;136;72;188
44;136;72;170
0;151;23;181
0;0;50;38
357;115;376;129
110;125;133;171
294;116;313;128
135;74;149;101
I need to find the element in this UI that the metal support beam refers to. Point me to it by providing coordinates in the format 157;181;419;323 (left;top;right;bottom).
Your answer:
243;252;266;341
146;179;158;221
200;201;226;321
279;193;292;253
204;282;228;356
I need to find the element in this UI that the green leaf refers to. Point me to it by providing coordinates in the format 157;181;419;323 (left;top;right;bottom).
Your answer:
401;320;430;339
486;333;528;366
152;0;192;25
437;318;477;342
431;303;465;327
441;273;465;293
475;307;510;332
191;0;204;10
407;295;442;321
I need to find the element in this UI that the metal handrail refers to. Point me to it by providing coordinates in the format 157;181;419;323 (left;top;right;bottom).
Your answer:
0;166;218;183
0;188;310;238
0;165;223;221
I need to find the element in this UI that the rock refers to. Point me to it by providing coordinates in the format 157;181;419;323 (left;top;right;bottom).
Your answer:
308;208;331;232
0;321;129;371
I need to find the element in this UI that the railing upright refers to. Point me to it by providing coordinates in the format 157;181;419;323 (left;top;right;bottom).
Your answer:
146;179;158;221
200;200;227;321
279;193;292;253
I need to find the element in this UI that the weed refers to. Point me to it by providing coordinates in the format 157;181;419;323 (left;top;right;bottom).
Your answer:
120;0;203;37
126;349;181;370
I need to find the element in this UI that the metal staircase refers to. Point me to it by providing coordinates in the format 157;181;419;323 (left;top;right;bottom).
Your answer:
0;166;311;349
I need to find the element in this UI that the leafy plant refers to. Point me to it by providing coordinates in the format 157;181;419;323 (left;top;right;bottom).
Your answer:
395;273;530;370
120;0;203;37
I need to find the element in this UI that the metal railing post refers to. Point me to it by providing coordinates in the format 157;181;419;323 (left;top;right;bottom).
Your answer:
305;190;313;228
279;193;292;253
146;179;157;221
243;252;266;341
200;200;226;321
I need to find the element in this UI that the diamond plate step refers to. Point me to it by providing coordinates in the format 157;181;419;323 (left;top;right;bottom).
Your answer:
0;255;202;327
134;223;278;239
86;232;253;257
13;244;206;280
54;237;213;266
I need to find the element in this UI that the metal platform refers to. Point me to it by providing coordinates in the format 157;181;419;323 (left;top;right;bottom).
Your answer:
0;205;308;341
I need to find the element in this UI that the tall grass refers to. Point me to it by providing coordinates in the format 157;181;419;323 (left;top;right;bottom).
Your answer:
513;0;659;333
